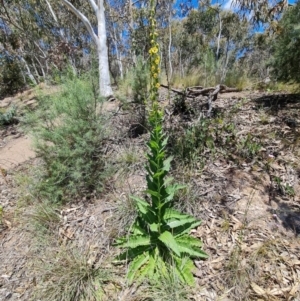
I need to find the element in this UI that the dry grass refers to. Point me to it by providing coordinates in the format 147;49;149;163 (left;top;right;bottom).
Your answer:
32;244;111;301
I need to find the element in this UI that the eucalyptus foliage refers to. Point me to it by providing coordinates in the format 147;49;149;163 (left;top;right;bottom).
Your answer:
271;1;300;83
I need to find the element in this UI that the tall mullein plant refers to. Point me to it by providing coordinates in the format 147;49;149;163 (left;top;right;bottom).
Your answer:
115;0;208;285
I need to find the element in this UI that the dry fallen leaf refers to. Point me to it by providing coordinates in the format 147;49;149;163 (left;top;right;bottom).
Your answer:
251;282;266;296
289;282;300;297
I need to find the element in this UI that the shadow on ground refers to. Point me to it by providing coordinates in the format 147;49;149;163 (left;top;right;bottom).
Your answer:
253;93;300;112
268;199;300;236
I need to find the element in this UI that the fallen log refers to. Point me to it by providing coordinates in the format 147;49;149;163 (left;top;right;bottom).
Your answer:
160;84;239;116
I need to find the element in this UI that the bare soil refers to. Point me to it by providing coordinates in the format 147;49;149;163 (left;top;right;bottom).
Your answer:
0;87;300;301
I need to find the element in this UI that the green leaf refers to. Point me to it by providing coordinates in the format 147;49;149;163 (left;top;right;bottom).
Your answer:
132;223;147;235
158;231;181;257
118;235;151;249
162;136;169;147
175;257;196;286
138;252;156;280
130;196;148;211
164;176;174;186
176;243;208;259
176;234;203;248
174;220;202;237
127;253;150;284
153;170;166;179
165;184;186;202
165;216;198;229
163;208;188;220
145;189;161;198
149;140;159;150
149;223;159;232
163;156;173;172
115;245;150;261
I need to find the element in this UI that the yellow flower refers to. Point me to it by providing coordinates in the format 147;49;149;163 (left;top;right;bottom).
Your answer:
151;47;158;54
155;57;160;65
153;73;158;78
156;83;160;88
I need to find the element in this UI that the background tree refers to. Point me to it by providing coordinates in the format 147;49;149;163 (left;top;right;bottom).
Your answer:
270;1;300;83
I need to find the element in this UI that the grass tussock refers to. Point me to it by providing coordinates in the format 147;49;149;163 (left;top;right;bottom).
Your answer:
33;245;110;301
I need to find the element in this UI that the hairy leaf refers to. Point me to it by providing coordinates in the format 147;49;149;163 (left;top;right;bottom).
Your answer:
158;231;181;257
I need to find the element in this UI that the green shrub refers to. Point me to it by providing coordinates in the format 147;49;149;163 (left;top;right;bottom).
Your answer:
169;118;214;166
0;106;17;126
23;77;111;202
0;57;25;97
270;2;300;83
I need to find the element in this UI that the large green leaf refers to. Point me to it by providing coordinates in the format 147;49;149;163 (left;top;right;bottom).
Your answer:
158;231;181;257
162;137;169;147
149;222;158;232
174;220;202;237
165;184;186;202
115;245;150;261
165;216;198;229
131;196;149;214
117;235;151;249
131;223;147;235
176;234;203;248
145;189;161;198
138;252;157;281
176;243;208;259
127;253;150;284
175;257;196;286
163;208;189;220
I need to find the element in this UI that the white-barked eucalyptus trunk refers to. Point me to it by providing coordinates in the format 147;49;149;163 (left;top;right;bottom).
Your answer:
60;0;113;97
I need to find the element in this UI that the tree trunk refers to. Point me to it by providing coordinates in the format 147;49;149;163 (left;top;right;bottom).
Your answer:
97;0;113;97
60;0;113;97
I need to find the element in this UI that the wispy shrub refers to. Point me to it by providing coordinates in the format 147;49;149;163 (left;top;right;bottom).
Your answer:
23;77;112;202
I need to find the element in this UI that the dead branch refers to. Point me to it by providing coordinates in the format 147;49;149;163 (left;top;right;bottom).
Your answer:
160;83;239;117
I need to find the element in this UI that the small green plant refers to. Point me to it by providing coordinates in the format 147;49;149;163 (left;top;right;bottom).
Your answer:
115;1;207;286
238;134;261;159
169;118;214;166
274;176;295;196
